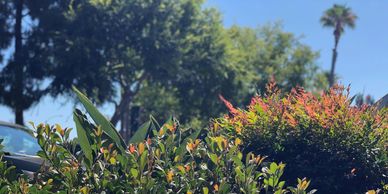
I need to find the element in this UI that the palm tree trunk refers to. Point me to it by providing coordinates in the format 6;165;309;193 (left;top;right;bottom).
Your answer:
329;34;340;87
14;0;24;125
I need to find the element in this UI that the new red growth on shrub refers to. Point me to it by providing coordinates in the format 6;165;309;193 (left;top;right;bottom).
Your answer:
216;83;388;193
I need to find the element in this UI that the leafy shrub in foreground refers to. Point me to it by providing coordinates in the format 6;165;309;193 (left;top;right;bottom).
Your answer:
215;83;388;193
0;139;26;193
0;87;315;193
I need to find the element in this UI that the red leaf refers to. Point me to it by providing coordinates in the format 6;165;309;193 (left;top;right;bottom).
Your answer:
219;95;239;115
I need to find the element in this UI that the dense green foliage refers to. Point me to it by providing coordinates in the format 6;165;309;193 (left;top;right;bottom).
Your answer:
0;0;327;140
1;1;384;193
226;24;327;94
0;0;46;124
215;83;388;193
0;88;316;193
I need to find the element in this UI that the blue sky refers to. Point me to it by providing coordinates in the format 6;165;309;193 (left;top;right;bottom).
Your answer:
205;0;388;99
1;1;387;133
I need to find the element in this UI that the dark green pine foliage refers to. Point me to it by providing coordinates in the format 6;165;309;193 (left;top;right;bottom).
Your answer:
0;0;56;125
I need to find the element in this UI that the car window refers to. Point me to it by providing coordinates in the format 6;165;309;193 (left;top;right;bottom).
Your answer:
0;125;40;155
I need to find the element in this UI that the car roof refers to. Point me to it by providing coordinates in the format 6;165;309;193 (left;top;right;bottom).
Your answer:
0;121;34;134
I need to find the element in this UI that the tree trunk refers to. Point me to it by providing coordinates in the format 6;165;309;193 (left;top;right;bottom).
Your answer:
111;87;134;142
114;98;133;143
122;104;130;142
111;74;147;143
329;34;340;88
15;107;23;125
14;0;24;125
111;75;147;141
110;89;132;126
118;105;141;142
130;106;140;137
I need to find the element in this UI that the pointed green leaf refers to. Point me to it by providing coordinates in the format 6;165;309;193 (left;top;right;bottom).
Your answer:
232;156;243;167
176;129;201;157
72;86;126;153
129;121;151;144
235;166;245;180
139;150;148;173
149;115;161;130
209;153;218;165
73;112;93;168
203;187;209;194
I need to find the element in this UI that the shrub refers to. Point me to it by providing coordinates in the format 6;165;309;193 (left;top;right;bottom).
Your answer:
215;82;388;193
0;139;26;193
0;87;315;193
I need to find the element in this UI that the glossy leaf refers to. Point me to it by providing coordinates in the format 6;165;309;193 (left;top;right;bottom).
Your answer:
73;111;93;168
129;121;152;144
73;86;126;153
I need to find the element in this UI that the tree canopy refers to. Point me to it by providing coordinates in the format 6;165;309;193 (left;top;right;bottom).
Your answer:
0;0;327;141
0;0;56;124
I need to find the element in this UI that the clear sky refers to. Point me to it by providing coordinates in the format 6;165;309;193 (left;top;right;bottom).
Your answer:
1;1;387;134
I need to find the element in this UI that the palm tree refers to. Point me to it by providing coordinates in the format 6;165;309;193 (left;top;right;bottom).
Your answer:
321;4;357;87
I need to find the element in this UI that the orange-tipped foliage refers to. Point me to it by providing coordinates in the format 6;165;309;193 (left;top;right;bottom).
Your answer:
215;83;388;193
219;94;240;115
219;83;386;137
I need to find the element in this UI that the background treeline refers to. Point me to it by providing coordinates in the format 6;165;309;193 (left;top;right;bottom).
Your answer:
0;0;327;141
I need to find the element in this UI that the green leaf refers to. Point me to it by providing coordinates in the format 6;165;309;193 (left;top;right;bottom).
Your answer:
116;154;127;168
235;166;245;180
219;182;231;193
36;150;47;159
158;143;166;154
176;129;201;157
129;121;152;144
139;150;148;173
278;181;285;189
209;153;218;165
72;86;126;153
5;166;17;181
150;115;161;130
130;168;139;178
232;156;243;167
73;111;93;168
269;162;278;174
274;190;282;194
129;115;160;144
203;187;209;194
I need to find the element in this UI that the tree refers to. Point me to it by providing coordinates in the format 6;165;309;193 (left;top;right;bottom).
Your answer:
0;0;235;138
226;23;327;96
135;23;329;129
1;1;329;142
0;1;12;63
0;1;55;125
171;9;244;126
36;0;232;141
320;4;357;87
0;0;27;125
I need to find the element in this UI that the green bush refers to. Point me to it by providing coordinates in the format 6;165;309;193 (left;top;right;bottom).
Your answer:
0;87;315;193
215;83;388;193
0;139;26;193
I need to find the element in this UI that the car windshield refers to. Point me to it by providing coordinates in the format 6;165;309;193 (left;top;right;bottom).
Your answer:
0;125;40;155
